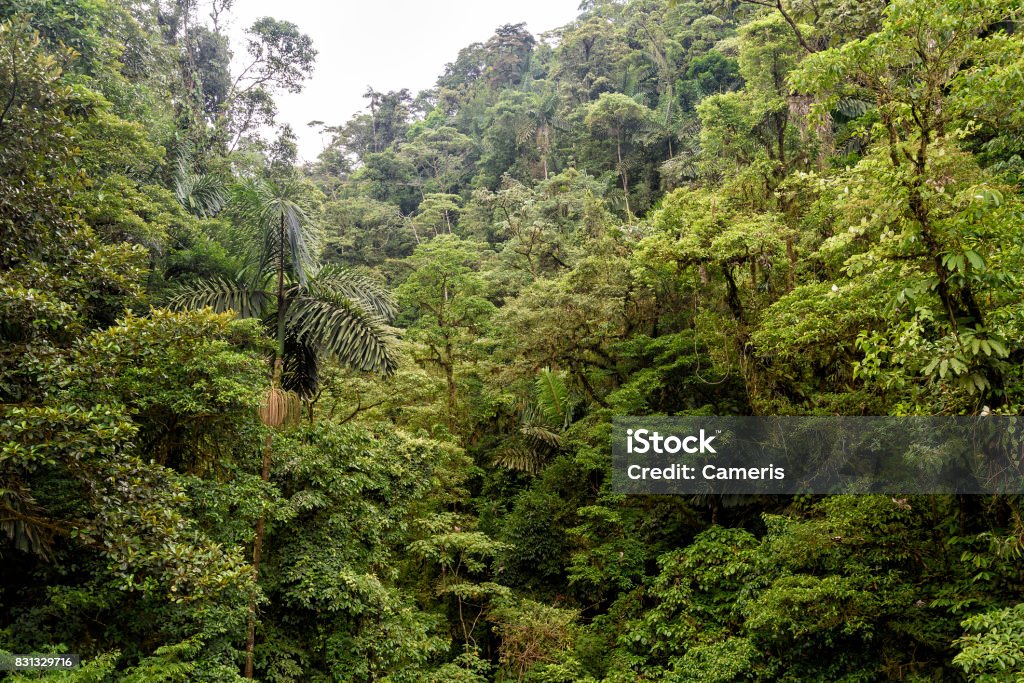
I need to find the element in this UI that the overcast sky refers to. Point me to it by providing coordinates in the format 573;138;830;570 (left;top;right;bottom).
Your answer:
218;0;583;161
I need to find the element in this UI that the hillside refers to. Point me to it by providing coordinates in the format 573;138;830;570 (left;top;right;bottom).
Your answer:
2;0;1024;680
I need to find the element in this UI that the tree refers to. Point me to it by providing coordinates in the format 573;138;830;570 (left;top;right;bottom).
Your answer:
175;178;397;385
232;17;316;95
414;193;463;237
584;92;653;219
0;18;80;268
404;125;476;195
788;0;1021;403
515;91;563;181
955;603;1024;681
321;196;416;267
484;23;536;88
189;26;232;119
2;311;266;678
221;17;317;150
362;87;412;154
172;177;397;678
357;150;423;214
396;236;495;426
552;14;630;105
625;0;685;151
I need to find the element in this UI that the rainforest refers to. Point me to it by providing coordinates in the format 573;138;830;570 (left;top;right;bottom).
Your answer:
1;0;1024;680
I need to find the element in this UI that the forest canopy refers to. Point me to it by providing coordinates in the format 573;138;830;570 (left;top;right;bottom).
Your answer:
1;0;1024;681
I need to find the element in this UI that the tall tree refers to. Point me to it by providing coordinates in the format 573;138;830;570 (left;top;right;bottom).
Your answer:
172;177;397;677
585;92;653;219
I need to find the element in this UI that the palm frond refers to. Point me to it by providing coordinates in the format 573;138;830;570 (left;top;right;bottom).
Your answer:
175;172;228;218
231;178;315;285
231;177;276;276
660;153;699;183
493;447;547;475
535;368;573;429
514;115;539;146
279;200;313;287
835;97;874;119
168;135;195;179
287;294;398;375
307;265;397;320
520;422;563;448
0;482;56;560
170;277;272;319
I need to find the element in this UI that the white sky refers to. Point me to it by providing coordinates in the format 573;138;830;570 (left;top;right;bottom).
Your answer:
218;0;584;161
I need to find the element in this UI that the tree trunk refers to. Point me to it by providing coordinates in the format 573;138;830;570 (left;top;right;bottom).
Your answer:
540;126;550;180
245;211;289;679
723;265;746;325
244;430;274;678
444;336;457;427
617;138;632;220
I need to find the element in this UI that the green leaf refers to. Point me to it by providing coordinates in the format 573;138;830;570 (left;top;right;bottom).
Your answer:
169;277;272;319
287;294;398;375
964;249;985;271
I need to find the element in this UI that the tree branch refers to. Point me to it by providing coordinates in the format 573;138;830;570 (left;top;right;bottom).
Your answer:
742;0;818;53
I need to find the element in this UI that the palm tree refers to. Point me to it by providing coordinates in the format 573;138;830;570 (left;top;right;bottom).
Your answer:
173;177;397;387
171;177;397;678
513;91;564;181
494;369;579;474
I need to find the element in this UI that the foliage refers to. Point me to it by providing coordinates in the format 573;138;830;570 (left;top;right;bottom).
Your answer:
4;0;1024;680
955;603;1024;681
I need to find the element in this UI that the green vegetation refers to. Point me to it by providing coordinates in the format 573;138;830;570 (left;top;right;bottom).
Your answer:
2;0;1024;680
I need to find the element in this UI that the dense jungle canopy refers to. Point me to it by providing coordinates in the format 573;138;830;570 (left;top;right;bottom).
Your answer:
2;0;1024;680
